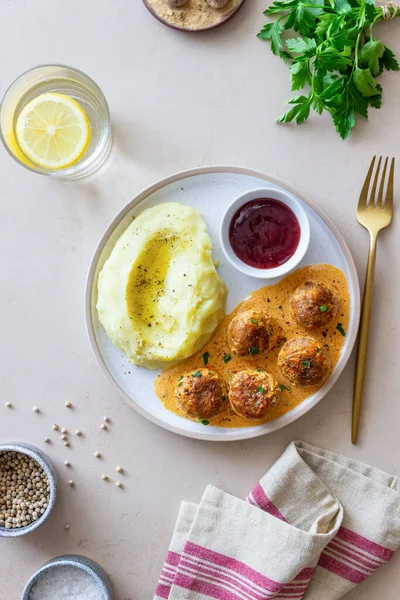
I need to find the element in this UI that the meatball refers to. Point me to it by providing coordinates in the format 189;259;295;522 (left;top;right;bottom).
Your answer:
227;310;276;357
278;336;329;386
207;0;230;7
291;280;338;330
165;0;187;6
229;369;280;420
176;368;227;420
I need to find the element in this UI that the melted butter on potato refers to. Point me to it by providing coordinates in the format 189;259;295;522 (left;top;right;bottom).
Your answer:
97;203;227;369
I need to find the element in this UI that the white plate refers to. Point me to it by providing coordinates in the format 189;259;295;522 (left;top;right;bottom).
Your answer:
86;167;360;441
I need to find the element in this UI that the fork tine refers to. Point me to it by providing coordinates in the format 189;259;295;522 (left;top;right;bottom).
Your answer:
358;156;376;208
376;157;389;207
369;156;382;206
385;158;395;211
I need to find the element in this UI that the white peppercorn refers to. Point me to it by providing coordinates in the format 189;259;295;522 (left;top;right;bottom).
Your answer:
0;451;50;530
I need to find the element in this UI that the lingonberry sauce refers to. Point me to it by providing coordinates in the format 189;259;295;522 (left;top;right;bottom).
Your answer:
229;198;301;269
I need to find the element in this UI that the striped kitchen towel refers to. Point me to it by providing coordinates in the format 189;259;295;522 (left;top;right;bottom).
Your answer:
154;441;400;600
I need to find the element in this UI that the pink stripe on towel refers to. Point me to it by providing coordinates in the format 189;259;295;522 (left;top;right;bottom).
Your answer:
335;527;394;561
318;553;368;584
184;541;283;593
249;484;287;522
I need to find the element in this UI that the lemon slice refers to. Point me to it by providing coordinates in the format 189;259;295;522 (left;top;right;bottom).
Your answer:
16;93;90;170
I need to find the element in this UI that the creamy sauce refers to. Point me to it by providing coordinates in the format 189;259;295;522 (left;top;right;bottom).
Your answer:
154;264;350;428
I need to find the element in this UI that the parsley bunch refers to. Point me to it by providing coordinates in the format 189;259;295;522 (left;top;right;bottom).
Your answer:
258;0;399;138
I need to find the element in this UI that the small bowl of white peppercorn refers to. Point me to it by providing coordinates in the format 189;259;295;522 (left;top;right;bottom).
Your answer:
0;442;57;538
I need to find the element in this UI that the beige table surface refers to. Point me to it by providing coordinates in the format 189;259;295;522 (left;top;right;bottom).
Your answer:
1;1;400;599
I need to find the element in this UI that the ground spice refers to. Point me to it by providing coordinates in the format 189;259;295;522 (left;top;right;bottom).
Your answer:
147;0;242;30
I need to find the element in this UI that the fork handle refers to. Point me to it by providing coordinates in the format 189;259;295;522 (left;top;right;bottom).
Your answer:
352;231;378;444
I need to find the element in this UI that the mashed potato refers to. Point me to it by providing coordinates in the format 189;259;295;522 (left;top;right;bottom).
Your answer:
97;202;227;369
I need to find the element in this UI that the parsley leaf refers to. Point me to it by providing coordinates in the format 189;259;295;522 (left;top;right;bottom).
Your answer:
336;323;346;336
301;360;311;368
257;20;284;56
319;305;329;312
250;318;259;325
381;46;400;72
353;67;381;98
196;419;210;426
279;384;291;391
223;354;232;364
249;347;260;355
202;352;210;366
192;371;202;378
257;387;266;394
361;39;385;76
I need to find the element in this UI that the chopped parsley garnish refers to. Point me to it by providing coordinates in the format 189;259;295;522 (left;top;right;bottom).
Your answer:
278;305;283;310
178;382;183;387
192;371;202;378
202;351;210;366
196;419;210;426
316;347;321;353
301;360;311;368
178;376;183;386
221;394;227;402
319;305;329;312
256;367;264;372
248;347;259;355
257;386;266;394
223;354;232;364
250;318;259;325
277;337;288;347
279;384;291;391
178;376;183;380
336;323;346;337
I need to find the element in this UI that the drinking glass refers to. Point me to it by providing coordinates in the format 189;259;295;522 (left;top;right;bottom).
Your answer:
0;64;112;179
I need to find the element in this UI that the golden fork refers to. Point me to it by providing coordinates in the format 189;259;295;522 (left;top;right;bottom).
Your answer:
352;156;395;444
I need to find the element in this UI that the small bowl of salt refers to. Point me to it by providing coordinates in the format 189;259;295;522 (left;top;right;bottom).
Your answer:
21;555;113;600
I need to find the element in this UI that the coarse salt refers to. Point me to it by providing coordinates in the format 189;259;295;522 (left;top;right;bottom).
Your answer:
28;565;105;600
